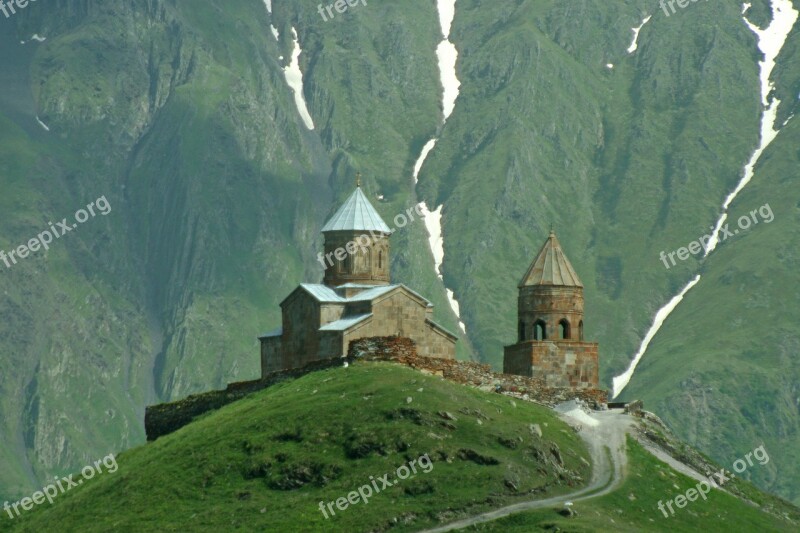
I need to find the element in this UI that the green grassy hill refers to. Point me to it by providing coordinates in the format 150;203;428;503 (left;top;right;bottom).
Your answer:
2;0;800;514
470;437;796;532
2;363;796;532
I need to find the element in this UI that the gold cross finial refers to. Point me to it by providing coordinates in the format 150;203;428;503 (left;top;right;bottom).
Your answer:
356;172;362;188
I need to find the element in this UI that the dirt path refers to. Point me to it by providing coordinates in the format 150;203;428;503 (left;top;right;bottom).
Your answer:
420;408;634;532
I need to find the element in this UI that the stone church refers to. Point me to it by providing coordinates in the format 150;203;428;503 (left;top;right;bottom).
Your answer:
503;231;599;389
259;184;457;376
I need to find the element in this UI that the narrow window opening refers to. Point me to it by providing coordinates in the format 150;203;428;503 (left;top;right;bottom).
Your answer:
559;319;571;340
534;320;547;340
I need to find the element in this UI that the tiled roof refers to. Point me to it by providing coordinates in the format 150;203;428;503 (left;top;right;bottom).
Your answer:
319;313;373;331
321;186;392;233
519;231;583;287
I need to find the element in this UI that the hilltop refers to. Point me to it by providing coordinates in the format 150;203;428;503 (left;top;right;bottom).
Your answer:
3;362;797;532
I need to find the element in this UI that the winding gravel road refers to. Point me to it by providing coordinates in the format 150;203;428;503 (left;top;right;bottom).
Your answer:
420;408;634;532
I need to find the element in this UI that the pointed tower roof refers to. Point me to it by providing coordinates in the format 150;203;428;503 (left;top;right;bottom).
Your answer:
321;185;392;233
519;230;583;288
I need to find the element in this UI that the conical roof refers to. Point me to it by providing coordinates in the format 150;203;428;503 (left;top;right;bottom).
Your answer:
321;186;392;233
519;231;583;288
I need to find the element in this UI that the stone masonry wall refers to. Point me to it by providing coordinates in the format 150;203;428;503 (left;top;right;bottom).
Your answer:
147;336;606;440
260;336;282;376
504;340;599;389
343;292;455;360
350;337;606;405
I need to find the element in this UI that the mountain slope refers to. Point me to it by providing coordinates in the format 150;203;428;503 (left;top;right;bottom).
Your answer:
1;0;800;511
0;0;463;501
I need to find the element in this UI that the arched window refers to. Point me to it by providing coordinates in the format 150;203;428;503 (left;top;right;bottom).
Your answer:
534;319;547;340
378;250;383;270
559;319;571;340
356;247;370;272
518;321;526;342
579;320;584;341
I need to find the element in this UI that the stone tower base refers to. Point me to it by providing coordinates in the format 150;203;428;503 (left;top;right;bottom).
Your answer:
504;340;599;389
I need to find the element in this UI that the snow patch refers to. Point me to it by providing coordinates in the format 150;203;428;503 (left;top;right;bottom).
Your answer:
283;27;315;130
271;25;280;40
413;139;438;184
612;275;701;398
437;0;460;121
627;15;651;54
35;116;50;131
420;203;445;277
263;0;272;14
605;63;614;69
438;0;456;37
21;34;46;45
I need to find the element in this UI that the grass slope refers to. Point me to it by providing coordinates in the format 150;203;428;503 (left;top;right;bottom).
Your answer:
2;363;592;532
469;437;797;532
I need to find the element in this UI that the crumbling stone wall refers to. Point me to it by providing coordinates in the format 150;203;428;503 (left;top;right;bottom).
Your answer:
146;356;348;441
350;337;607;406
148;336;607;441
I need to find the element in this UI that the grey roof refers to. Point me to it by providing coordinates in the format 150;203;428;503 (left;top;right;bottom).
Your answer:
319;313;372;331
425;319;459;340
346;284;400;302
298;283;428;305
299;283;346;303
321;186;392;233
519;231;583;287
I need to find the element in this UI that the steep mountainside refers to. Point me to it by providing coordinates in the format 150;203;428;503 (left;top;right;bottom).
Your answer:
0;0;798;509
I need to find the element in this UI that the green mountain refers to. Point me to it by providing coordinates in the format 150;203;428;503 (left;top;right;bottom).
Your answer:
2;363;797;532
0;0;799;515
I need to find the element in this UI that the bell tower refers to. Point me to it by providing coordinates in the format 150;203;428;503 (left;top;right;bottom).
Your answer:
320;177;392;287
517;230;584;343
504;230;599;389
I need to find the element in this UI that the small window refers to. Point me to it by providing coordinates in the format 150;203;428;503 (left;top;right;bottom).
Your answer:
559;319;571;340
534;319;547;340
518;321;526;342
341;253;352;274
579;320;584;341
378;251;383;269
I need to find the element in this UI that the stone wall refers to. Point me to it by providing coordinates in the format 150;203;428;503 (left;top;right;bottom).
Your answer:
260;336;282;376
148;336;606;441
146;356;349;441
323;230;390;286
342;291;455;360
350;337;606;406
503;340;599;389
518;285;584;342
423;320;457;359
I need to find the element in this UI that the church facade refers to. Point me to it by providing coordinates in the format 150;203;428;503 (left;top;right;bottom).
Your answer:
259;184;457;376
503;231;599;389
